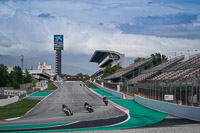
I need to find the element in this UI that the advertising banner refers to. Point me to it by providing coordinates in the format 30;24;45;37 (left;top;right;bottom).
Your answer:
164;95;174;101
3;90;27;96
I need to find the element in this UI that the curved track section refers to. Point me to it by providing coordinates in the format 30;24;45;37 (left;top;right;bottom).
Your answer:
0;81;126;132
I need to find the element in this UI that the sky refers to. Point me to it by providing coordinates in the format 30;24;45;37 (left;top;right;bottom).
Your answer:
0;0;200;72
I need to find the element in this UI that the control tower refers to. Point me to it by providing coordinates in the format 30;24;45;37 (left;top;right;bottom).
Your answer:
54;35;64;75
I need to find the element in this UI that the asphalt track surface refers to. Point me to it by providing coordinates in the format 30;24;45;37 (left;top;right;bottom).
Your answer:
0;81;126;132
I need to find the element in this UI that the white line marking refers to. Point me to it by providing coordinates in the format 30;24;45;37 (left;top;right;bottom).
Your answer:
83;81;131;127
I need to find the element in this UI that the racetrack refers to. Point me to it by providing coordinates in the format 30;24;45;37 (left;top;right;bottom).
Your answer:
0;81;126;132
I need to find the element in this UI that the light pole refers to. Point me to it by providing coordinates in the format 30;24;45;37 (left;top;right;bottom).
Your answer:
120;75;129;99
195;50;197;56
20;55;24;70
188;50;190;59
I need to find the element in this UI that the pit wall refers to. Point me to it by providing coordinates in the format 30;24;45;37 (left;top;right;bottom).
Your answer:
0;96;19;106
93;82;124;99
135;94;200;122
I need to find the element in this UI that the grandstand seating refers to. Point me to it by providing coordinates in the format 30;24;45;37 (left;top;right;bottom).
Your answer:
128;71;157;84
127;55;184;84
180;68;200;81
142;55;184;73
150;68;195;82
104;58;153;80
173;55;200;70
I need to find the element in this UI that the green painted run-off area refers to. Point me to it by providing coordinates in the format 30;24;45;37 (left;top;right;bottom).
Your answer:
29;92;52;97
1;88;167;132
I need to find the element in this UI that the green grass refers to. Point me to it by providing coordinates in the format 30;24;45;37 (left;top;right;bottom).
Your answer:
42;82;57;92
0;99;40;120
84;81;98;89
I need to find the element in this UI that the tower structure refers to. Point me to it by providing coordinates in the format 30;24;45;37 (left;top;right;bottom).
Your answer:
54;35;64;75
20;55;24;70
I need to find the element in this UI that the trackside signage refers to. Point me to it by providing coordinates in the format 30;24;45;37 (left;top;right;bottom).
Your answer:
164;95;174;101
3;90;27;96
54;35;64;50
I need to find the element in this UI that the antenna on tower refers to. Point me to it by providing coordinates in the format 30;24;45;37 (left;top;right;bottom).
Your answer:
21;55;24;70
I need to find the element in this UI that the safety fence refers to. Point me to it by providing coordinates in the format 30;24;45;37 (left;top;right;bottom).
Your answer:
135;94;200;122
93;82;124;99
95;79;135;98
137;81;200;107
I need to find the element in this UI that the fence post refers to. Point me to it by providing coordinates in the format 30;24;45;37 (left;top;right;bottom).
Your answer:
117;85;120;92
101;82;104;87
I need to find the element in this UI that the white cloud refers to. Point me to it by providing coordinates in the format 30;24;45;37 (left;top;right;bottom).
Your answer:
0;0;200;58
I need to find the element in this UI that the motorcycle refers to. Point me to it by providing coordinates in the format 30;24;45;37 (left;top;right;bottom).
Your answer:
103;96;108;106
62;104;73;116
85;105;94;113
63;108;73;116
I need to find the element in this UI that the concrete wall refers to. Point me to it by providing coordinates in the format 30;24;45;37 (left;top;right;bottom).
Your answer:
20;83;33;89
0;96;19;106
135;94;200;122
36;81;48;91
93;82;124;99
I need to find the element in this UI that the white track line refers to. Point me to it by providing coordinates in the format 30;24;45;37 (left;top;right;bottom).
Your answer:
83;82;131;127
4;82;59;121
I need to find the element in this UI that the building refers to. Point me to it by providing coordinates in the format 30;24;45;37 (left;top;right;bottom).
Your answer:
90;50;125;79
29;62;55;81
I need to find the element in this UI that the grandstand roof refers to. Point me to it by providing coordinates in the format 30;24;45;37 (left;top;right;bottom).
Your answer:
90;50;122;63
104;58;153;80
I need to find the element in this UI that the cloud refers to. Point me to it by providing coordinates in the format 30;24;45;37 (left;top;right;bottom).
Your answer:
38;13;55;18
0;0;200;59
119;13;200;39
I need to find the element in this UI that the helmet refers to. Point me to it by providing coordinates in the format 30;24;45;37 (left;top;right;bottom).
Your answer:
84;101;87;103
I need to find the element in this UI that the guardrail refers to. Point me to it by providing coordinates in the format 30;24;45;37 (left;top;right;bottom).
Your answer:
135;94;200;122
0;96;19;106
93;82;124;99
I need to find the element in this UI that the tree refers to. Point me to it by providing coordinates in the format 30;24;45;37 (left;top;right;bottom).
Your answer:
0;64;9;87
53;75;57;81
9;71;20;89
24;69;32;83
151;53;168;66
134;53;168;67
102;65;122;78
134;57;146;63
13;66;24;84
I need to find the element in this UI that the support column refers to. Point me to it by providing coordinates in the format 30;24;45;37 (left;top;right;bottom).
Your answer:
56;50;62;75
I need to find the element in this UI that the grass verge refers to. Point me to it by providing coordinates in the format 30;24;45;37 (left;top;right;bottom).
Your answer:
84;81;98;89
0;99;40;120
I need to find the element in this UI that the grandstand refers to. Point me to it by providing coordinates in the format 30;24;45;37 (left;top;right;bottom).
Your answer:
91;52;200;121
104;57;153;82
128;55;185;84
90;50;124;79
28;62;55;81
136;53;200;107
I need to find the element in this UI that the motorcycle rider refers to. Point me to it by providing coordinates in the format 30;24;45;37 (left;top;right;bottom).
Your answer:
84;101;89;108
62;104;73;116
84;101;94;113
103;96;108;106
